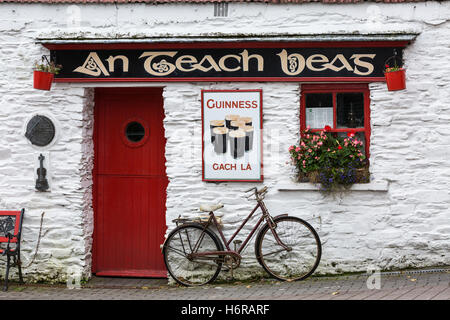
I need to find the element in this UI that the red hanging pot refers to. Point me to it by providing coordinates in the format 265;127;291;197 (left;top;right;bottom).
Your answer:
33;70;54;91
385;69;406;91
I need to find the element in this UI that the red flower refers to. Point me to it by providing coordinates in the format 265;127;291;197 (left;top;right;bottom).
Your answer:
338;145;343;150
324;125;332;132
347;130;356;137
385;64;389;68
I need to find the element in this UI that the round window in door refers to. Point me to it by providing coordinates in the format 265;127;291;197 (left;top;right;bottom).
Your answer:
121;118;149;148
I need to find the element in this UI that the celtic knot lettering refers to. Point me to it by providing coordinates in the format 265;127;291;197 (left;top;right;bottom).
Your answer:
86;57;98;71
152;59;170;73
288;56;298;73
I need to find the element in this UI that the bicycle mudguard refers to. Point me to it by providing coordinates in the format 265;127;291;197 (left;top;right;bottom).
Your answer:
273;214;289;220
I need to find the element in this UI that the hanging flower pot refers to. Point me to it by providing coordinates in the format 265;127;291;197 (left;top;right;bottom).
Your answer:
384;50;406;91
33;56;62;91
33;70;54;91
385;68;406;91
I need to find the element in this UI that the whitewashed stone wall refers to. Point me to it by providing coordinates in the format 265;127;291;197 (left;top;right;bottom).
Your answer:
0;1;449;282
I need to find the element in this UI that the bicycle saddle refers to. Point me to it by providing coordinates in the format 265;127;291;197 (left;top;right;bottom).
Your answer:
199;203;224;212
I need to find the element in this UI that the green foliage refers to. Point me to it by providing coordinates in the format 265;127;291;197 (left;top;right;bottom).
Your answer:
34;60;62;74
289;126;368;191
384;63;403;73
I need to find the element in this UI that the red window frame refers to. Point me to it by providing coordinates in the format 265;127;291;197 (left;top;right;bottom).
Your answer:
300;83;371;159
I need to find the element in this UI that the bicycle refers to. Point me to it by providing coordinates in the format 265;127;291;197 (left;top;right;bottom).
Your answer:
162;186;322;286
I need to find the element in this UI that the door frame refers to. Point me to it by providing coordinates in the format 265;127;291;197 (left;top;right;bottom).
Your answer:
91;87;166;275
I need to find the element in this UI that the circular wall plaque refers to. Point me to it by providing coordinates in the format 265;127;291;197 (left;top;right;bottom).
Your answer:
25;115;56;147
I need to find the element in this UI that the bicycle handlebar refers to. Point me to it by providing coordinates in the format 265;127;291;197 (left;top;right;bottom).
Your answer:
244;186;268;197
259;186;268;194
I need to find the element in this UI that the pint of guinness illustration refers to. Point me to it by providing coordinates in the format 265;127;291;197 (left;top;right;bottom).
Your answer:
242;125;254;151
225;115;240;129
239;116;252;127
213;127;229;153
210;120;224;143
230;120;246;131
229;129;246;159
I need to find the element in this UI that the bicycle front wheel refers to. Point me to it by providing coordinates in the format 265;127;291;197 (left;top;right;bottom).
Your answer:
255;216;321;281
163;224;224;286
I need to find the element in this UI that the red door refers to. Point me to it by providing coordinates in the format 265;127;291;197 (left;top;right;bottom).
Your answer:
93;87;168;277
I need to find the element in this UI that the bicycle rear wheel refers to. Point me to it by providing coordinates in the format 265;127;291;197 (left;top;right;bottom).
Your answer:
163;224;224;286
255;216;321;281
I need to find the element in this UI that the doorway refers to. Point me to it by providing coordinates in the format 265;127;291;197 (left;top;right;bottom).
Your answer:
93;87;168;277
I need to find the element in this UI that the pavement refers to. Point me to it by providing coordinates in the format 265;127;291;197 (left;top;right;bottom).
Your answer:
0;267;449;301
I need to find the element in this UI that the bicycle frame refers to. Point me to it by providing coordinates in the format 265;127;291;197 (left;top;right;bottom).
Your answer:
190;197;290;260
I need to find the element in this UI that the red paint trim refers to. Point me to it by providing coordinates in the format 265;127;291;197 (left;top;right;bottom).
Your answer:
309;128;365;133
95;270;167;277
201;89;263;182
301;83;370;91
201;91;205;181
300;83;371;159
0;211;21;243
54;77;386;83
92;91;99;274
43;40;410;51
333;93;337;129
0;211;21;215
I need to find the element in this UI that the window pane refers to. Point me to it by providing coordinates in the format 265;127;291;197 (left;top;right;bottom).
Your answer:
305;93;333;129
125;121;145;142
337;93;364;128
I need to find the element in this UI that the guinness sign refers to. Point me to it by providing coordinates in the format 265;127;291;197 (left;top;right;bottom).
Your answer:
51;43;404;81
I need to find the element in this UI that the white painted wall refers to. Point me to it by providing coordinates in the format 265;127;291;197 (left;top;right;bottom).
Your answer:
0;1;449;282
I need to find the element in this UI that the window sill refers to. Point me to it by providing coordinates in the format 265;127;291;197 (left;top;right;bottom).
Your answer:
276;180;389;192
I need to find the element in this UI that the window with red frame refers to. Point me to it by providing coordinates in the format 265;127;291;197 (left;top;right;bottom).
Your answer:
300;84;371;159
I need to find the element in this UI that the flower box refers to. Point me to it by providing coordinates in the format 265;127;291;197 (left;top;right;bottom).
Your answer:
297;168;370;185
289;127;369;193
355;167;370;183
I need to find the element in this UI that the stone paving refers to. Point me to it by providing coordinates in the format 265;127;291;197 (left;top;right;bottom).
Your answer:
0;268;449;300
